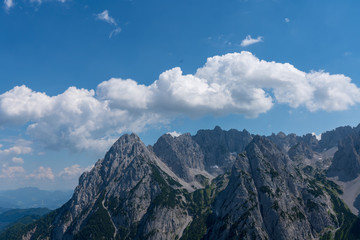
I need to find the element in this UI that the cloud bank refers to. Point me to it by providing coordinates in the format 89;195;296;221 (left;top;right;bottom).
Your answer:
1;51;359;152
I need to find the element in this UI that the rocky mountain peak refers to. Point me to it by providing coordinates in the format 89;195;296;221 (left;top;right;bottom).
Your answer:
153;132;206;182
249;135;279;151
106;133;143;157
277;131;287;138
192;126;253;171
320;125;359;150
267;132;299;152
247;135;286;160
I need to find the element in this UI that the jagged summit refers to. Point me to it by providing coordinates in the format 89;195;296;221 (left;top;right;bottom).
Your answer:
3;126;360;240
153;133;206;183
104;133;143;159
193;126;253;172
327;132;360;181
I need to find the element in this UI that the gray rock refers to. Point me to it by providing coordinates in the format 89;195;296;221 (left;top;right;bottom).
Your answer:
327;133;360;181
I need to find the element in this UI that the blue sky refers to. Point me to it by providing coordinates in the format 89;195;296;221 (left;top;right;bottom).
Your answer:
1;0;360;190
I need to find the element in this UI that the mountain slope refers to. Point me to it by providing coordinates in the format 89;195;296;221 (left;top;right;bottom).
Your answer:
2;127;360;240
205;136;337;239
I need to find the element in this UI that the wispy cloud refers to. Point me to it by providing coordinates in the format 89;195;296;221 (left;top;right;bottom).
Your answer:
59;164;93;179
97;10;117;26
1;52;360;152
4;0;68;10
0;145;33;155
29;0;68;4
29;0;42;4
110;27;121;38
240;35;263;47
0;163;89;182
0;166;25;178
4;0;14;10
12;157;24;164
284;17;290;23
0;140;32;173
27;166;55;180
96;10;121;38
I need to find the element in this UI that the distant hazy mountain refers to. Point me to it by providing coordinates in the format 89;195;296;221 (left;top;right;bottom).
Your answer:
0;188;73;210
2;126;360;239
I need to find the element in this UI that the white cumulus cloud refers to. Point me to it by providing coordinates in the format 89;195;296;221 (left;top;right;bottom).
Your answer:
0;85;52;125
12;157;24;164
1;51;360;152
0;166;25;178
240;35;263;47
0;139;33;157
0;145;32;155
27;166;54;180
59;164;93;179
0;140;32;168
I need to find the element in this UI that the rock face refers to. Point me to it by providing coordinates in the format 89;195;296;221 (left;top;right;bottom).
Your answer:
327;133;360;181
192;126;253;173
4;126;360;240
267;132;300;152
206;137;336;240
288;142;314;161
153;133;206;183
320;125;360;150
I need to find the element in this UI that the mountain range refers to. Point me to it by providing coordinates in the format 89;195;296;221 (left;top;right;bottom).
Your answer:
2;125;360;239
